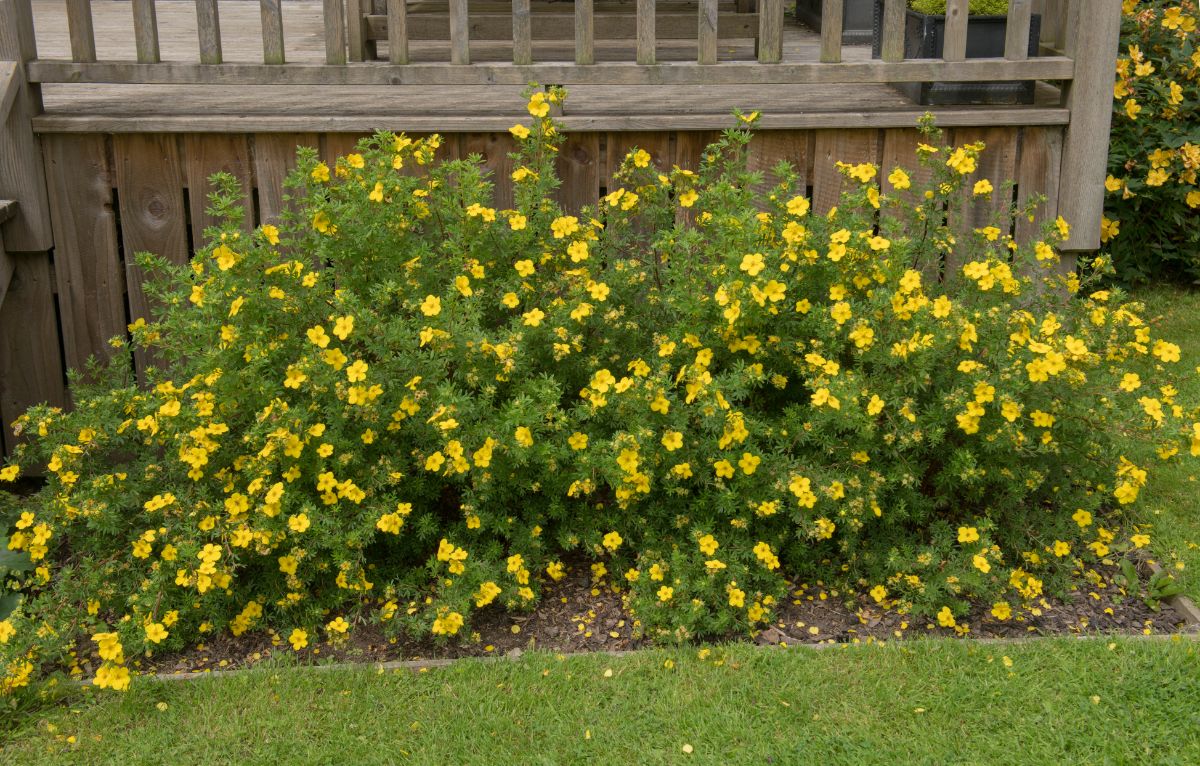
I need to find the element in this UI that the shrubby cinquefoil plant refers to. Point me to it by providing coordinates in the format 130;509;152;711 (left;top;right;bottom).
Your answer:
1;87;1197;694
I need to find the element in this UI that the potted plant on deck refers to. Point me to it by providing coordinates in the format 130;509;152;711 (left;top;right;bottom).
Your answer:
870;0;1043;106
794;0;878;45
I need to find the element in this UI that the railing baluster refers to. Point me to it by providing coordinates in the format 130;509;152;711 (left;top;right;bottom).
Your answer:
512;0;531;64
819;0;843;63
880;0;905;62
131;0;161;63
943;0;968;61
260;0;285;64
388;0;410;64
65;0;97;63
758;0;783;63
698;0;717;64
449;0;469;64
576;0;595;65
347;0;368;61
195;0;222;64
637;0;655;64
322;0;347;65
1005;0;1033;60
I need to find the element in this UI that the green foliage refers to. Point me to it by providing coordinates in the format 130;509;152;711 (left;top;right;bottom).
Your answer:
1104;1;1200;284
1;88;1198;696
908;0;1011;15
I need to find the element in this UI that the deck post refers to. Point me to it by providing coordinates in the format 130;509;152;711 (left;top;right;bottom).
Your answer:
1057;0;1121;251
0;0;54;252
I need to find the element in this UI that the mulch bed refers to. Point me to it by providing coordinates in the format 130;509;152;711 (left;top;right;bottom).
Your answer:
132;561;1197;679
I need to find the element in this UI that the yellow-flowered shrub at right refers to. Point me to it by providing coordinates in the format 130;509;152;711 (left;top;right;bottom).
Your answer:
1104;0;1200;281
0;88;1197;695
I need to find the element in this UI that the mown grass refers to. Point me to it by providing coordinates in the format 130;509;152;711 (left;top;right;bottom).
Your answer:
1128;285;1200;600
2;637;1199;766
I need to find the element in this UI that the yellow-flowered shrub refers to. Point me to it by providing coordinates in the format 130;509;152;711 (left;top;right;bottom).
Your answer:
1104;0;1200;282
1;88;1198;693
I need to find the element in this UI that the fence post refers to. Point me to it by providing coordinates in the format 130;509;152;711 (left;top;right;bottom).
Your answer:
1056;0;1121;252
0;0;54;252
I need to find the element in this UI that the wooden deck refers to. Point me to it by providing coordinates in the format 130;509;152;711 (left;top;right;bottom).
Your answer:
30;0;1067;132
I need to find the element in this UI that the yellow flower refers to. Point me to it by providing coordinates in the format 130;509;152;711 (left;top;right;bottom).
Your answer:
515;427;534;447
698;534;719;556
568;432;588;450
1073;509;1093;528
972;179;993;196
632;149;651;168
522;308;545;327
509;213;527;230
288;514;311;533
740;252;766;277
306;325;330;348
657;586;674;602
420;295;442;316
678;189;699;208
713;460;735;479
288;628;308;650
738;452;761;475
887;168;911;190
957;526;980;543
936;606;956;628
1130;533;1150;549
991;602;1012;621
972;554;991;573
514;259;535;277
332;315;355;340
870;585;888;603
602;531;623;552
510;124;531;140
661;431;683;451
144;622;168;644
327;617;350;634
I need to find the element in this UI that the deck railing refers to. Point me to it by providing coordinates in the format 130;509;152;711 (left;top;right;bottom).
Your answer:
0;0;1122;251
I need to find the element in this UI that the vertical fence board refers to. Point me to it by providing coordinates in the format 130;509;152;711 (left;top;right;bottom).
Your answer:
195;0;223;64
947;126;1018;275
880;0;905;62
0;0;54;251
347;0;369;61
132;0;161;63
812;129;879;215
184;134;254;246
555;132;600;213
449;0;470;64
113;134;189;379
748;130;809;203
879;127;938;276
388;0;409;64
606;132;670;188
1015;126;1063;246
512;0;531;65
576;0;595;65
260;0;286;64
820;0;843;63
943;0;968;61
758;0;783;63
323;0;347;64
698;0;718;64
254;133;320;224
1005;0;1033;60
65;0;97;63
637;0;656;64
43;134;128;375
0;253;69;450
462;132;517;210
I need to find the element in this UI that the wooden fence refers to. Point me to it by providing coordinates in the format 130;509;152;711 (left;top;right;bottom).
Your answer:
0;0;1125;456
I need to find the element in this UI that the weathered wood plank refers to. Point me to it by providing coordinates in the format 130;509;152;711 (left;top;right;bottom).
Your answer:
0;252;70;451
0;202;13;313
183;133;254;244
0;62;18;123
880;0;904;62
878;127;934;251
112;133;189;379
698;0;717;64
260;0;286;64
950;125;1018;232
554;131;600;213
449;0;469;64
42;133;128;374
367;11;761;42
254;132;319;224
347;0;369;61
29;57;1078;87
811;128;878;215
758;0;783;63
131;0;161;63
1057;0;1119;251
195;0;222;64
65;0;97;63
576;0;594;65
637;0;655;64
1005;0;1033;60
0;0;54;251
32;108;1073;134
748;129;809;201
1014;125;1062;245
511;0;530;64
819;0;843;63
387;0;409;64
323;0;347;64
462;132;517;210
606;131;670;187
943;0;968;62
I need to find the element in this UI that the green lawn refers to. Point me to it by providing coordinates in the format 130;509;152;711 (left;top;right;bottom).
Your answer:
2;638;1199;765
1129;286;1200;600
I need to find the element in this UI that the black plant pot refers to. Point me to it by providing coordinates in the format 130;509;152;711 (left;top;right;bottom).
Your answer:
870;2;1042;106
794;0;878;45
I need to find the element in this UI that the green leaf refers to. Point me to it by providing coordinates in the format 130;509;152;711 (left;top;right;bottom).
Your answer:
0;549;33;573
